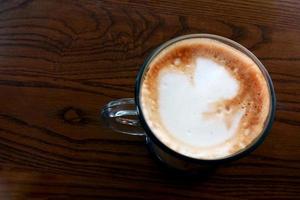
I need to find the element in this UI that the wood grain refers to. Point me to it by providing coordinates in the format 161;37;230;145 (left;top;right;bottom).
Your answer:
0;0;299;199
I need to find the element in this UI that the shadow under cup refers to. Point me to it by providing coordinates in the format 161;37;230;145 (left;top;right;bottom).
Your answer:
102;34;276;172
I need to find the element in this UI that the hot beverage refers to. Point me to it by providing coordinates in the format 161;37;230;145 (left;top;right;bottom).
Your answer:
140;38;270;159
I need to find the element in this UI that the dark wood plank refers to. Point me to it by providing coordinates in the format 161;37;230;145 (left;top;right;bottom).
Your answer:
0;0;299;199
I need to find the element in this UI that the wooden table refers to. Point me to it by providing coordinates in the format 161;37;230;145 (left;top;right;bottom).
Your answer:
0;0;299;199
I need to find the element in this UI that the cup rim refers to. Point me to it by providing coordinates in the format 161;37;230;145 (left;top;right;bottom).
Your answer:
135;34;276;164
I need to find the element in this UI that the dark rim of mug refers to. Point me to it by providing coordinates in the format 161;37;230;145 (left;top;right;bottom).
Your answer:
135;34;276;165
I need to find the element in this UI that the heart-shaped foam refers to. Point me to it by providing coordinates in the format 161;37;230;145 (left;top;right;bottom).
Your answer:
159;57;244;148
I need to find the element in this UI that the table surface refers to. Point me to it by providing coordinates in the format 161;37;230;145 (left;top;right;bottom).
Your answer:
0;0;299;199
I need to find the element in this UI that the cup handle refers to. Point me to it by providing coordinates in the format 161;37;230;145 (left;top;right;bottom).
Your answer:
101;98;145;136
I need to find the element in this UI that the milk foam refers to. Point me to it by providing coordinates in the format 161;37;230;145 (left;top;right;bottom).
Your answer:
159;58;243;148
140;38;271;160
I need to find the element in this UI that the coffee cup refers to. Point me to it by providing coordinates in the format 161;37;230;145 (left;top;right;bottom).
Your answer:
101;34;276;171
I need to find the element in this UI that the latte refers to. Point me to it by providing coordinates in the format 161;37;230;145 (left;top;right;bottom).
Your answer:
140;38;270;159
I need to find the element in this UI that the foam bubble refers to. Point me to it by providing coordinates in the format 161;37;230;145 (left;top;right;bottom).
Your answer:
174;58;181;65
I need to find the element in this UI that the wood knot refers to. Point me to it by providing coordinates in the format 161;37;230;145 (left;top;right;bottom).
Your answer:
61;107;87;125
